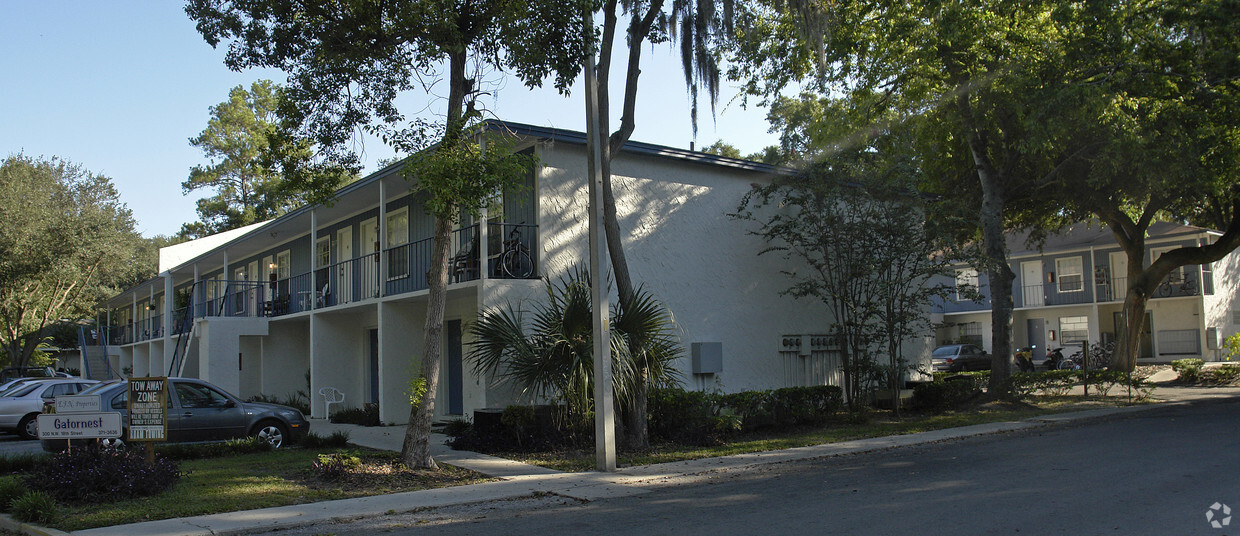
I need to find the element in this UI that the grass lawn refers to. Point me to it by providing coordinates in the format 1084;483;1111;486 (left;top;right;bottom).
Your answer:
43;448;492;532
499;395;1155;472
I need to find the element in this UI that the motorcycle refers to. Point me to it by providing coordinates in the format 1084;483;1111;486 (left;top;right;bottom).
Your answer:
1015;346;1037;373
1043;347;1078;370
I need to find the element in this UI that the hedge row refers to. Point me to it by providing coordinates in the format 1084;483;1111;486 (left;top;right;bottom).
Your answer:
648;385;845;446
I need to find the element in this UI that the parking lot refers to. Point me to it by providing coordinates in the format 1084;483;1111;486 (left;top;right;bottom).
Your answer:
0;434;43;456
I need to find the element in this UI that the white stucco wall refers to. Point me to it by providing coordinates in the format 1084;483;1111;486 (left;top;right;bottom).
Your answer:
262;320;310;401
536;142;835;392
1204;248;1240;361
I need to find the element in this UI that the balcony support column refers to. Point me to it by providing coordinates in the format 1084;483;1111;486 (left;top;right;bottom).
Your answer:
379;180;388;297
311;209;318;311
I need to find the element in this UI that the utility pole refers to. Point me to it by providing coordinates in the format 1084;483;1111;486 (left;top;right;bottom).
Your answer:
583;10;616;472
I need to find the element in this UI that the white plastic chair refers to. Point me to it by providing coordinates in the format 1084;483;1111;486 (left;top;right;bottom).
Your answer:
319;386;344;417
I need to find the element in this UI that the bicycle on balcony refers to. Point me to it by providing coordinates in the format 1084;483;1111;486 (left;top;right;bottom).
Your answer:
497;226;533;279
1155;273;1196;297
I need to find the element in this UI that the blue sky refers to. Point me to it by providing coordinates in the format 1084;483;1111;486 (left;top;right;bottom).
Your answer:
0;2;778;238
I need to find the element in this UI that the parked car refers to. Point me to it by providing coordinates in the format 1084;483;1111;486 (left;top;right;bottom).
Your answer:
0;378;98;439
931;344;992;372
41;377;310;451
0;366;55;382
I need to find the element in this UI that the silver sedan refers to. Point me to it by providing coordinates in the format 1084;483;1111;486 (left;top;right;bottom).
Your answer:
0;378;98;439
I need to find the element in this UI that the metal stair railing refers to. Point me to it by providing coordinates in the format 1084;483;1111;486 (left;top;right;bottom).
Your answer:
78;325;116;380
168;281;201;377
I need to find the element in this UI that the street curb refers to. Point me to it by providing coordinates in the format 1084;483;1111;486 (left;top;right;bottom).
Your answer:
12;389;1240;536
0;514;70;536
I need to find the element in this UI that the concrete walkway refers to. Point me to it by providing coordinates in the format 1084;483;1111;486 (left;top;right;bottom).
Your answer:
4;386;1238;536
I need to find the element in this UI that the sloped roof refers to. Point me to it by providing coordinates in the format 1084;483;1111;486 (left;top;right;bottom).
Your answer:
1006;220;1218;257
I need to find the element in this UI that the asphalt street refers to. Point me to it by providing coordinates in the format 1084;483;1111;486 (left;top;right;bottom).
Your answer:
0;436;40;457
261;397;1240;536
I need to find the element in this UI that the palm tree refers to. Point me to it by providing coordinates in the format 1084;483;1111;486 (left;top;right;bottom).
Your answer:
468;268;682;431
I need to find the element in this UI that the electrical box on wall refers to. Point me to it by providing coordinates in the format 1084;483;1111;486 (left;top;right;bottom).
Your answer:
691;342;723;375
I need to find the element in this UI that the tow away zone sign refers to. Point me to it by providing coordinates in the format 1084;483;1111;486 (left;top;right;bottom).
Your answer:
128;377;168;442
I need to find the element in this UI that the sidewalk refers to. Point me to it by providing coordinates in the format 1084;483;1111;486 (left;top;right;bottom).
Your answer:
6;386;1239;536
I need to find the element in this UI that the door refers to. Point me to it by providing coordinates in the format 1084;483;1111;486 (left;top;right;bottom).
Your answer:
1114;312;1154;359
360;218;379;299
447;319;463;415
1109;252;1127;302
369;329;380;405
1027;318;1046;361
247;260;259;314
1021;261;1043;307
336;227;353;303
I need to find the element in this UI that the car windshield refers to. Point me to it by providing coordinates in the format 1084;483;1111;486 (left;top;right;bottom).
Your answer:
932;347;959;357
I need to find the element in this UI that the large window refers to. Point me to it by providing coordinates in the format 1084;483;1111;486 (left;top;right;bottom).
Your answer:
1056;257;1083;292
386;208;410;279
1059;316;1089;344
1150;246;1185;282
276;250;291;279
316;236;330;268
955;269;978;302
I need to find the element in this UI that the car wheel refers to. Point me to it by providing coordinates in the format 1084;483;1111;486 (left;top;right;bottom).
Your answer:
18;414;38;440
253;421;288;448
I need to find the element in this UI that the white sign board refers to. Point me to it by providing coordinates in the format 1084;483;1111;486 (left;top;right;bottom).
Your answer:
128;377;168;442
37;413;122;439
55;394;101;414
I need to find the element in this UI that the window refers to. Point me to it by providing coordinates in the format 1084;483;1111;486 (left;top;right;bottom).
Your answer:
386;208;410;279
316;236;330;268
1232;310;1240;325
955;269;978;301
174;382;232;409
276;250;291;280
386;207;409;248
959;323;983;346
1059;316;1089;344
1056;257;1083;292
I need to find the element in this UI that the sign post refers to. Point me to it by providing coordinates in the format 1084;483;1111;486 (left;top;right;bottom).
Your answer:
128;377;168;463
38;394;121;450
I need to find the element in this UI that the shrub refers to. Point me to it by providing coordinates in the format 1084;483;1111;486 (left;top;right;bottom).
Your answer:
1083;370;1128;396
768;386;843;426
449;405;574;453
313;452;363;480
719;390;773;431
911;380;977;413
1171;358;1205;383
441;418;472;439
9;491;57;524
1202;364;1240;385
0;476;24;512
246;393;311;416
648;388;727;445
331;403;381;426
0;452;47;475
24;446;181;503
299;430;351;449
1008;370;1081;398
156;436;273;460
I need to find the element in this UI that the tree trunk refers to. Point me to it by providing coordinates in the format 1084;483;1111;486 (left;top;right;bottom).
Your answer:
401;212;454;470
400;47;470;470
595;1;663;450
964;119;1014;396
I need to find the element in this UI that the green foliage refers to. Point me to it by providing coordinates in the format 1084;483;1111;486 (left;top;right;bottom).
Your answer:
0;476;24;512
298;431;351;449
181;80;343;238
1223;334;1240;362
25;447;181;503
468;268;683;424
1171;359;1205;383
9;491;57;524
312;452;363;480
1200;364;1240;385
735;170;956;410
649;386;846;445
155;436;274;460
1083;370;1129;397
246;392;310;416
0;452;48;475
911;381;979;414
0;155;144;368
647;388;726;446
406;376;427;408
331;403;381;427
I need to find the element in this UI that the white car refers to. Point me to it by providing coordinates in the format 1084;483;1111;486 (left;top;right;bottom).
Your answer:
0;378;97;439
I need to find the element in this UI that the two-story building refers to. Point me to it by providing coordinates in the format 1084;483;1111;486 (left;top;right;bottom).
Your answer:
933;222;1240;364
89;121;858;424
